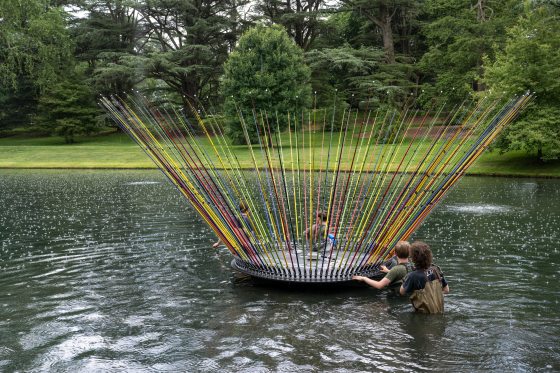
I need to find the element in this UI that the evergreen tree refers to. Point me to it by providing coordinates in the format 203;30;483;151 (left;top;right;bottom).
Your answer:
339;0;420;64
0;77;38;131
419;0;521;103
35;71;101;144
308;8;420;109
484;3;560;160
255;0;326;50
136;0;245;108
0;0;74;128
306;45;385;107
72;1;142;96
221;25;311;144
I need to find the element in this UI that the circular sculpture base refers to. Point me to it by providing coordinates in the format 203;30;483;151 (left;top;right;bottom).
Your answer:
231;258;384;285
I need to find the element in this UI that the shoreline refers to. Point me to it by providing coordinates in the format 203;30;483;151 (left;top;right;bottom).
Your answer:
1;133;558;178
1;166;558;179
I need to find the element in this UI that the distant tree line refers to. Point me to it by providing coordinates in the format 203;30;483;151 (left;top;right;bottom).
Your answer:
0;0;558;158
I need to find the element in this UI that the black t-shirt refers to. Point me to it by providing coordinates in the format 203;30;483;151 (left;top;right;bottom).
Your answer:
402;266;448;294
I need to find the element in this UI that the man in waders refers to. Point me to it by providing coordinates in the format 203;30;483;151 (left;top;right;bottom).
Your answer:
399;241;450;314
352;241;412;289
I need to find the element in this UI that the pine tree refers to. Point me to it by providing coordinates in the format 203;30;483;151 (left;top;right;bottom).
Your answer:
137;0;245;108
419;0;521;103
221;25;312;144
35;72;101;143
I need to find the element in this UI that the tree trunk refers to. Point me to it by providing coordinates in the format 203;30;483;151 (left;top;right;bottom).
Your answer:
380;20;395;64
369;3;396;64
475;0;486;22
473;0;487;91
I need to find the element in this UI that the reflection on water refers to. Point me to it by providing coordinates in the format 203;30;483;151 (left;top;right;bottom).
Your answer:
0;170;559;372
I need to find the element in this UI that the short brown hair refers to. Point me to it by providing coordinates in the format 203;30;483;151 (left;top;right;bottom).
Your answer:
317;211;327;222
410;241;432;270
394;241;410;259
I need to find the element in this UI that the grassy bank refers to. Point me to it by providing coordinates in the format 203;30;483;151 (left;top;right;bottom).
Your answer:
0;132;559;177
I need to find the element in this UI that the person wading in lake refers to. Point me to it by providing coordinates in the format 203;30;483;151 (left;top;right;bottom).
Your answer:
379;240;410;272
399;241;450;314
352;241;412;289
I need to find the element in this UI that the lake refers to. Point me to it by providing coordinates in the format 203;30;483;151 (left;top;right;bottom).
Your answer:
0;170;558;372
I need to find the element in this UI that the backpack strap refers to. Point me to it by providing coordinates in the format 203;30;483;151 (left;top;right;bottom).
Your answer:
428;265;442;282
391;262;413;276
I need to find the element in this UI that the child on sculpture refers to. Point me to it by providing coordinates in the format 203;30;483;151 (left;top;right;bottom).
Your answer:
212;202;251;248
305;211;327;240
305;211;334;258
399;241;450;314
352;241;412;289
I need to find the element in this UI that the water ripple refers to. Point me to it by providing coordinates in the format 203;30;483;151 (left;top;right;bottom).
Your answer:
0;172;559;372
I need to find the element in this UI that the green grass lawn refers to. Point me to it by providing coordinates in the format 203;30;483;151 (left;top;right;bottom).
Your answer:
0;132;558;177
468;150;560;177
0;132;152;168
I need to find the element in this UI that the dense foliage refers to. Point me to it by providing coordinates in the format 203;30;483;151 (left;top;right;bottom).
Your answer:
419;0;521;103
221;25;311;143
0;0;557;159
35;71;100;143
484;3;560;160
0;0;74;128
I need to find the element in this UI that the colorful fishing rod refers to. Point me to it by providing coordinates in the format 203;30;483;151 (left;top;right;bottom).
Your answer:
101;92;532;283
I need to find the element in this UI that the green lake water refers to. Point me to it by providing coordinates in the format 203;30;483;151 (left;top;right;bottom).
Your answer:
0;170;558;372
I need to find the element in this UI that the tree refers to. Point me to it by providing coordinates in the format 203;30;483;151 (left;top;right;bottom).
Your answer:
308;9;420;109
136;0;245;108
306;45;385;107
419;0;521;103
0;77;38;130
35;69;101;143
0;0;73;91
255;0;326;51
72;0;143;96
339;0;419;64
0;0;74;128
484;4;560;160
221;25;312;144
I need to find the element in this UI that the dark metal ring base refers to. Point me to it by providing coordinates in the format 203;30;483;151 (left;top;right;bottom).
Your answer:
231;258;384;284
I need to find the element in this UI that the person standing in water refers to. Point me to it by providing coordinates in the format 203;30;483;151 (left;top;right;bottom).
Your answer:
399;241;450;314
352;241;412;289
379;240;411;272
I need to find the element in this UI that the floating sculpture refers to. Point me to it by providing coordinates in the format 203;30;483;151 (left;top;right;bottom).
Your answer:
101;93;531;283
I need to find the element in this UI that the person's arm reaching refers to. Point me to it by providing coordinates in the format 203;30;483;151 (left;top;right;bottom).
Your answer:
352;275;391;290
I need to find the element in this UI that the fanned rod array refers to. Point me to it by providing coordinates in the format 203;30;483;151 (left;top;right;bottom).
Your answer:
100;93;532;282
